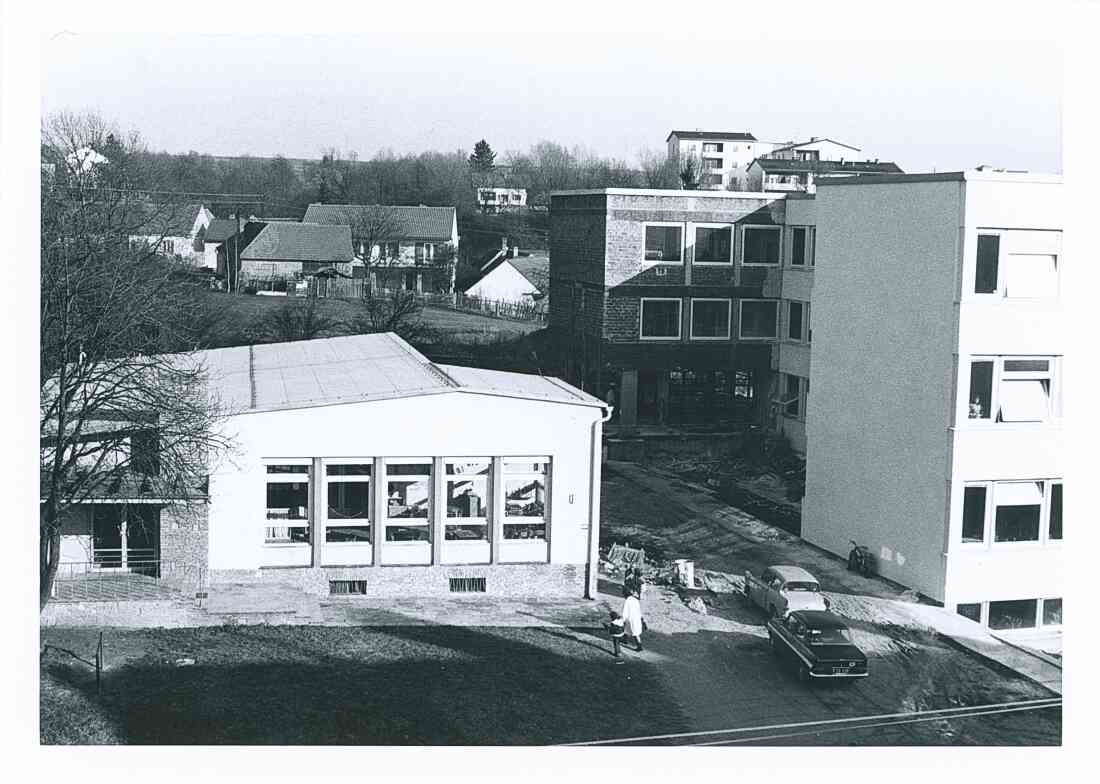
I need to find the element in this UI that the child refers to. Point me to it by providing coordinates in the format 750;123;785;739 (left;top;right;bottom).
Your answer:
604;584;644;662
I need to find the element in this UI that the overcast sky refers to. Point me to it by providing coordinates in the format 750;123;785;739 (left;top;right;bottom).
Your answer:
41;32;1062;174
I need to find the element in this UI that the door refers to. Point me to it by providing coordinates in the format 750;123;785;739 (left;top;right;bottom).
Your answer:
91;505;124;568
638;370;660;423
404;271;419;292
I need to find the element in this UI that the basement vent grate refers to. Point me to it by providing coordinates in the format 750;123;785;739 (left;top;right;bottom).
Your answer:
329;580;368;595
449;577;486;593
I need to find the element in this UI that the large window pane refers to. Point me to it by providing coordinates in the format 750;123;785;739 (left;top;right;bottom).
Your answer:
691;300;730;338
446;460;489;542
694;226;732;263
504;460;548;540
267;482;308;520
994;482;1042;542
788;301;804;341
962;486;987;543
784;374;801;417
641;299;681;338
997;379;1050;422
644;225;682;262
975;234;1000;293
968;361;993;419
791;228;807;266
386;462;430;520
1049;482;1062;540
1042;598;1062;626
988;599;1037;630
956;603;982;623
739;300;778;338
743;227;780;264
327;482;369;519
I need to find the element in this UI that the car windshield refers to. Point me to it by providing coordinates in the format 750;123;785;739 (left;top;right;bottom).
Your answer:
785;581;819;592
807;628;851;645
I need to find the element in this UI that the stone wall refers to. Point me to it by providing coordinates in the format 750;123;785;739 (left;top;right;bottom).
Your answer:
210;562;587;599
159;501;209;594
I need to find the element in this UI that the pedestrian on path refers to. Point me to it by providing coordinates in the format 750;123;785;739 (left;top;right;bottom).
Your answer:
604;584;644;662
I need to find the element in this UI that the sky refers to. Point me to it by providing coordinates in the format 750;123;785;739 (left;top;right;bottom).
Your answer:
41;30;1062;175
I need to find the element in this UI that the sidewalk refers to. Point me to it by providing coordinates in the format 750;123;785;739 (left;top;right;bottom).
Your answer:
603;460;1062;696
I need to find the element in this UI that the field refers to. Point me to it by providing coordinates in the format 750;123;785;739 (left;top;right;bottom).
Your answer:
199;290;541;347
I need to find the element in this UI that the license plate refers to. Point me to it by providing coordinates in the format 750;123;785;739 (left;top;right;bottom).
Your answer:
831;667;850;674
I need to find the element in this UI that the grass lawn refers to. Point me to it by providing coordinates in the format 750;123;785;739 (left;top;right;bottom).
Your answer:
40;624;684;745
201;290;540;346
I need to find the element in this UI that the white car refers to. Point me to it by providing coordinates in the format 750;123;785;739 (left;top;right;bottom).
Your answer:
743;565;830;618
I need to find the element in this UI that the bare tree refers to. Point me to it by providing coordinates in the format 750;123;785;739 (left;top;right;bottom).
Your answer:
256;298;341;343
638;148;681;189
349;289;434;344
679;150;703;190
39;112;233;610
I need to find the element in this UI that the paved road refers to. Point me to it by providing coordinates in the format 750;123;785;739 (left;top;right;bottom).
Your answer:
594;464;1061;746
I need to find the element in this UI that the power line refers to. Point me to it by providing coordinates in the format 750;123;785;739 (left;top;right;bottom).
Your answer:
560;697;1062;747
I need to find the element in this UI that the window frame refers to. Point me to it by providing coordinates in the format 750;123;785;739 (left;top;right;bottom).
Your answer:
690;222;735;265
322;458;372;547
962;355;1060;425
641;222;685;265
383;458;433;544
444;458;492;543
738;298;779;340
689;298;732;341
789;226;814;267
957;478;1062;549
264;461;311;547
785;300;808;343
741;225;782;266
639;297;683;341
971;229;1061;299
502;458;551;543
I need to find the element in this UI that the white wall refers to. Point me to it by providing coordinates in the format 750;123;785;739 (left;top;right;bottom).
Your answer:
942;176;1064;609
465;262;539;303
802;179;964;601
207;391;601;573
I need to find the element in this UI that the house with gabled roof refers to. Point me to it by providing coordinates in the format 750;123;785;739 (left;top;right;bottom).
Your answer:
238;221;355;281
302;203;459;294
462;250;549;309
129;203;214;266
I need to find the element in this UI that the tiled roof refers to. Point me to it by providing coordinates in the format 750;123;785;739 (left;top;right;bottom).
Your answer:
667;130;758;142
751;159;904;175
185;333;605;414
464;252;549;294
134;203;209;237
239;222;353;262
302;204;456;242
204;218;239;243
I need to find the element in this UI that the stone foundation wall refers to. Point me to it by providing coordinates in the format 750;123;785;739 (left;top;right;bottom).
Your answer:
159;501;209;594
210;562;587;599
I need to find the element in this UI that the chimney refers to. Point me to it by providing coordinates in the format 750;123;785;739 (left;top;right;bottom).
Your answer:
511;246;520;258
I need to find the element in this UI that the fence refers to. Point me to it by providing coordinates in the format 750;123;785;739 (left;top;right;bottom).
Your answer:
304;278;546;324
51;559;209;603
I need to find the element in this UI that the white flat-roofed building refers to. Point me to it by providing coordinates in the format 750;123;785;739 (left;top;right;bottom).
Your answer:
801;169;1063;644
666;130;775;191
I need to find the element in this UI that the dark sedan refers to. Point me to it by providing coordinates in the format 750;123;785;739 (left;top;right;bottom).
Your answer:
766;610;869;682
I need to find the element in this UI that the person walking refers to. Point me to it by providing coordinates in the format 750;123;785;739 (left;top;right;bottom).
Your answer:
605;584;644;662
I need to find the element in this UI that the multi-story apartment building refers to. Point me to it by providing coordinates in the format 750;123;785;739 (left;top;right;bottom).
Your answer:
666;131;775;191
802;170;1063;642
549;188;819;445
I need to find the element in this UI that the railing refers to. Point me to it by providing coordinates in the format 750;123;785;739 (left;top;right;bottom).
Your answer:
51;558;208;603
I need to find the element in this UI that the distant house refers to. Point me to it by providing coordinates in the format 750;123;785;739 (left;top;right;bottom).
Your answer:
201;218;240;270
746;158;904;194
129;203;214;266
463;251;549;308
239;222;355;281
765;138;862;163
476;187;528;213
302;203;459;294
